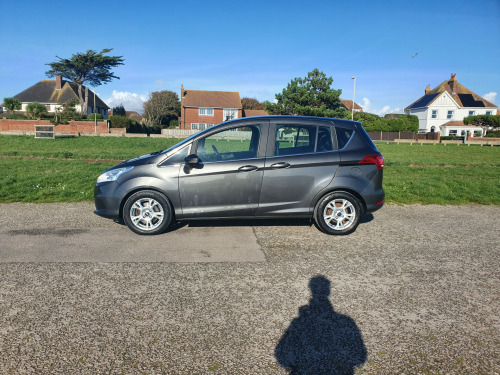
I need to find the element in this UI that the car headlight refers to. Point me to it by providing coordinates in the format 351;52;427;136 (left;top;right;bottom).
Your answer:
97;166;134;184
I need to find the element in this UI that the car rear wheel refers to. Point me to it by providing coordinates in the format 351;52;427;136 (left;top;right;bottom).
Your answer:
123;190;173;235
315;192;362;235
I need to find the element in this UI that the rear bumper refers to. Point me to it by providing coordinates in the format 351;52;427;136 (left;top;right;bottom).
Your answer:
364;188;385;213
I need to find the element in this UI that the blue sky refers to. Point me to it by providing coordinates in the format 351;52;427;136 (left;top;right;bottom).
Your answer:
1;0;499;115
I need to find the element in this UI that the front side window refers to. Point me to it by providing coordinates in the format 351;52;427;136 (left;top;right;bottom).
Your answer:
199;108;214;116
449;130;458;135
431;110;438;119
447;110;454;119
469;110;475;116
197;125;261;162
486;111;493;115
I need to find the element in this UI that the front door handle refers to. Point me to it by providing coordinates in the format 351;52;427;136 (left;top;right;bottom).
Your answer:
238;165;258;172
270;162;291;169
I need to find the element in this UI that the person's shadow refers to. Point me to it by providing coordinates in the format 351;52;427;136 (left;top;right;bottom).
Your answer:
275;276;367;374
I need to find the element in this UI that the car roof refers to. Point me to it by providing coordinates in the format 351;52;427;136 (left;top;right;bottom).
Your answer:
218;115;361;128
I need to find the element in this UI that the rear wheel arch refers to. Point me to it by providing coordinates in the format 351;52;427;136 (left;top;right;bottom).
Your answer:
312;188;367;216
313;190;363;235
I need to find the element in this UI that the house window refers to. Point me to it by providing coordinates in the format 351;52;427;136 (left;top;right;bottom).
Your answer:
449;130;457;135
191;123;214;130
486;111;493;115
468;110;475;116
223;109;238;122
431;110;438;119
447;110;454;119
199;108;214;116
45;105;51;111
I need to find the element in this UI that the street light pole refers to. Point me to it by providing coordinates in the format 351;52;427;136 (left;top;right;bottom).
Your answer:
94;86;97;134
351;76;356;121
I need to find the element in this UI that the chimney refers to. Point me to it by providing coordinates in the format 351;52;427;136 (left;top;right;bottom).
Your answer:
448;73;457;93
56;75;62;90
425;84;431;95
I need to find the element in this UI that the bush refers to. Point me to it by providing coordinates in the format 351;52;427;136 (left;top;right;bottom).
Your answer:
26;102;48;119
88;113;103;121
7;113;29;120
108;115;130;128
485;130;500;138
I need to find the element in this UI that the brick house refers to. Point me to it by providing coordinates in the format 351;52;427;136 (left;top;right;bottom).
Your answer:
5;75;109;119
179;86;244;130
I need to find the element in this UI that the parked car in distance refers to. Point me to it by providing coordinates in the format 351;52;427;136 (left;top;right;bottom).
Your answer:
94;116;384;235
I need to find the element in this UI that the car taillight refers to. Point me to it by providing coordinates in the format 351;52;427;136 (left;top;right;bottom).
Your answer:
360;154;384;169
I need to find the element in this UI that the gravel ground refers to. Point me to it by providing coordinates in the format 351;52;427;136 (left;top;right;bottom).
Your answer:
0;203;499;374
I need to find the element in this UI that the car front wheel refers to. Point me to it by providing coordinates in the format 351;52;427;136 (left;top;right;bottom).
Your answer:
315;192;362;235
123;190;173;235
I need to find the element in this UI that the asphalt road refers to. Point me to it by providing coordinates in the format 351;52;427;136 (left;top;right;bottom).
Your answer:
0;202;499;374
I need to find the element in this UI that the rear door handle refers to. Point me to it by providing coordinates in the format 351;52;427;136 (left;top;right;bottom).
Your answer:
270;162;291;169
238;165;258;172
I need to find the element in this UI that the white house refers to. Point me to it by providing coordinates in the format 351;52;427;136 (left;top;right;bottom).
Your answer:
6;75;109;119
405;74;497;136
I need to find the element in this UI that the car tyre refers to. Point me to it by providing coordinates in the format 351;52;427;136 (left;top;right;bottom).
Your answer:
123;190;173;235
315;192;362;235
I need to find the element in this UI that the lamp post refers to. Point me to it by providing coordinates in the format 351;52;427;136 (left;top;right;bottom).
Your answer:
93;86;97;134
351;76;356;121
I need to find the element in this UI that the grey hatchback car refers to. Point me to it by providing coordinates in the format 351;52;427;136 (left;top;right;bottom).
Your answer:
94;116;384;235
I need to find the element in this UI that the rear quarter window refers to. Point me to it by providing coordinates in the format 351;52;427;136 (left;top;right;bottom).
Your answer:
336;128;354;149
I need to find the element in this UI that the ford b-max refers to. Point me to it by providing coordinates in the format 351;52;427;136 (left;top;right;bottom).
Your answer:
94;116;384;235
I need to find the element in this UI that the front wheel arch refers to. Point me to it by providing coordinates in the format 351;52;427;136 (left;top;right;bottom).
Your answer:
122;190;174;235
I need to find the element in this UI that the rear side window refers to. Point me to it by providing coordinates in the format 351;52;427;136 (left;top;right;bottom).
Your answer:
317;126;333;152
275;125;317;156
336;127;354;149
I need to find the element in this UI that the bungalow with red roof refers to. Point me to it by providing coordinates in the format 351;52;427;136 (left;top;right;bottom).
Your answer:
404;74;497;136
340;99;363;113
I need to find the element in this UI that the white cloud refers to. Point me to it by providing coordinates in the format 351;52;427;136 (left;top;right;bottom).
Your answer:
483;92;497;104
361;97;401;116
105;90;147;113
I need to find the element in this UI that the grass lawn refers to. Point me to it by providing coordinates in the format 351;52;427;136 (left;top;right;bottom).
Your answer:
0;135;499;205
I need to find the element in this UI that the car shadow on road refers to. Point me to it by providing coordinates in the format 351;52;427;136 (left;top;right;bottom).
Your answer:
275;276;367;375
178;213;374;230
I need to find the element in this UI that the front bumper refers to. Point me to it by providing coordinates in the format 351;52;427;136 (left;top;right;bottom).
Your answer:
94;183;123;220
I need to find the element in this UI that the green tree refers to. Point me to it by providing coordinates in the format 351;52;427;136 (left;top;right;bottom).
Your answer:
353;112;389;131
464;114;500;129
46;49;124;118
25;102;48;119
113;103;126;116
241;97;266;110
143;90;180;127
3;97;22;114
266;69;349;118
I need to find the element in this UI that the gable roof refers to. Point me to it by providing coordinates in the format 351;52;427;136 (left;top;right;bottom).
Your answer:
243;109;268;117
13;79;109;109
181;89;241;108
406;74;497;110
340;99;363;111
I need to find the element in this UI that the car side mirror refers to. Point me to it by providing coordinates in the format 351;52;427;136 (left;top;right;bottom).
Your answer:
185;154;202;168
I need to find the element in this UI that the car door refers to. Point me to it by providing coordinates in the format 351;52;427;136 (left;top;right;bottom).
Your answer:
257;120;340;217
179;122;267;218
